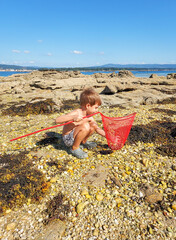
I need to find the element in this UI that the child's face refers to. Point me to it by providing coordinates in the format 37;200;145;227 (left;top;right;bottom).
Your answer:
86;103;99;114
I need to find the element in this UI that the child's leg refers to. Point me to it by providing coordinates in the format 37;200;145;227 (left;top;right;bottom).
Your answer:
81;124;96;144
72;122;96;150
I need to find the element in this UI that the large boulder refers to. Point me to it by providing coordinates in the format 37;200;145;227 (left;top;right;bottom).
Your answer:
167;73;176;79
118;70;134;78
149;74;159;78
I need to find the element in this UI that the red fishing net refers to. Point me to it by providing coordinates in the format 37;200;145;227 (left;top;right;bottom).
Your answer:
101;112;136;150
10;111;136;151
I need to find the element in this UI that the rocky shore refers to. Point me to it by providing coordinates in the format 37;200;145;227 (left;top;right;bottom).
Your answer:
0;70;176;239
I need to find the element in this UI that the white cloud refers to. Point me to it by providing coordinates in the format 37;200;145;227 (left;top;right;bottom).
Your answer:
24;50;30;54
29;61;35;64
37;40;43;43
47;52;52;56
72;50;83;55
12;49;20;53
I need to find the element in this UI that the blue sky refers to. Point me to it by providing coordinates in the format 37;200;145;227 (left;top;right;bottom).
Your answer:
1;0;176;67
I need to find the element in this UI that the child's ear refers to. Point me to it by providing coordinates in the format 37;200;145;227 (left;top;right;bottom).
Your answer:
85;103;90;109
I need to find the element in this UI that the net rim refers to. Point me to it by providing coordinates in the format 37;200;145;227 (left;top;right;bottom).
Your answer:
100;112;136;121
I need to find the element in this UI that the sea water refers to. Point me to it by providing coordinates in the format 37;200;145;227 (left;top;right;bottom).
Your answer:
0;70;176;78
81;70;176;78
0;71;30;77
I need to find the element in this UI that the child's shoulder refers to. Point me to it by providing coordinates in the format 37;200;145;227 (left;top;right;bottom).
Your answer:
69;108;82;116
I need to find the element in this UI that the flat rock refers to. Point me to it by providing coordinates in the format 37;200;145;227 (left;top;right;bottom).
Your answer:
35;219;66;240
82;165;108;187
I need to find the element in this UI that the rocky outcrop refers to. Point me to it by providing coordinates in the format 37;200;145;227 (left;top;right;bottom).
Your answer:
167;73;176;79
0;70;176;115
118;70;134;78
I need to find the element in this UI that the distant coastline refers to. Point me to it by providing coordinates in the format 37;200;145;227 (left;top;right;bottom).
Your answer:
1;69;176;78
0;69;32;72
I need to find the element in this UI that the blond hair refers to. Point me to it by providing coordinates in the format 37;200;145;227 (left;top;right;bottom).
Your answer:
80;87;102;107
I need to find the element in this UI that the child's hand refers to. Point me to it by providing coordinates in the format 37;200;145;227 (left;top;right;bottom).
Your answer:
73;114;83;122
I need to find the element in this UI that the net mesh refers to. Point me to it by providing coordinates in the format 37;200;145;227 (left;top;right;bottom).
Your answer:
101;112;136;150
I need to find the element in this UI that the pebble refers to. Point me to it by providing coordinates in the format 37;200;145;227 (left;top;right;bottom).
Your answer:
172;202;176;210
96;194;104;201
6;223;16;231
76;202;88;214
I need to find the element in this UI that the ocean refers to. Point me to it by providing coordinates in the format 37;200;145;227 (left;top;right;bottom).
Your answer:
0;71;31;77
0;70;176;78
81;70;176;78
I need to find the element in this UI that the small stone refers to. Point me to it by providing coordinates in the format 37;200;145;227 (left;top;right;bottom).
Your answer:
93;229;99;236
167;207;172;213
6;209;12;214
115;197;122;207
145;192;163;204
167;227;172;232
50;177;57;183
6;223;16;231
76;202;88;214
96;194;104;201
81;189;89;196
142;158;148;167
171;164;176;171
149;227;153;234
110;174;122;188
172;204;176;210
86;194;91;199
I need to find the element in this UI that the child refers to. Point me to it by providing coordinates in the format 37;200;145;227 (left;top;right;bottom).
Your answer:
55;87;105;159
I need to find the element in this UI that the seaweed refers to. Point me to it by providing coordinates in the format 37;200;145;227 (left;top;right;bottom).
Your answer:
60;100;80;112
43;192;71;224
128;120;175;144
2;99;58;116
155;143;176;157
151;108;176;116
0;151;50;215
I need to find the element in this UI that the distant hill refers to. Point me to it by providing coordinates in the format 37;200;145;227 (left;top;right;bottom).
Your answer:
90;64;176;69
0;64;38;70
1;63;176;71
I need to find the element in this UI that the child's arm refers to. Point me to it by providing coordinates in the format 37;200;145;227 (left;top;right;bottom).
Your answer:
55;109;90;126
92;121;106;137
95;126;106;137
55;109;80;124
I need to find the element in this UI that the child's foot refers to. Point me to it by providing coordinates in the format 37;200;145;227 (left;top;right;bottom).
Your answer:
82;141;97;149
69;147;88;159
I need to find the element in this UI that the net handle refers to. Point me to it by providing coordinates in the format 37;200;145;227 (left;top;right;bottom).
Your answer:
10;111;101;142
